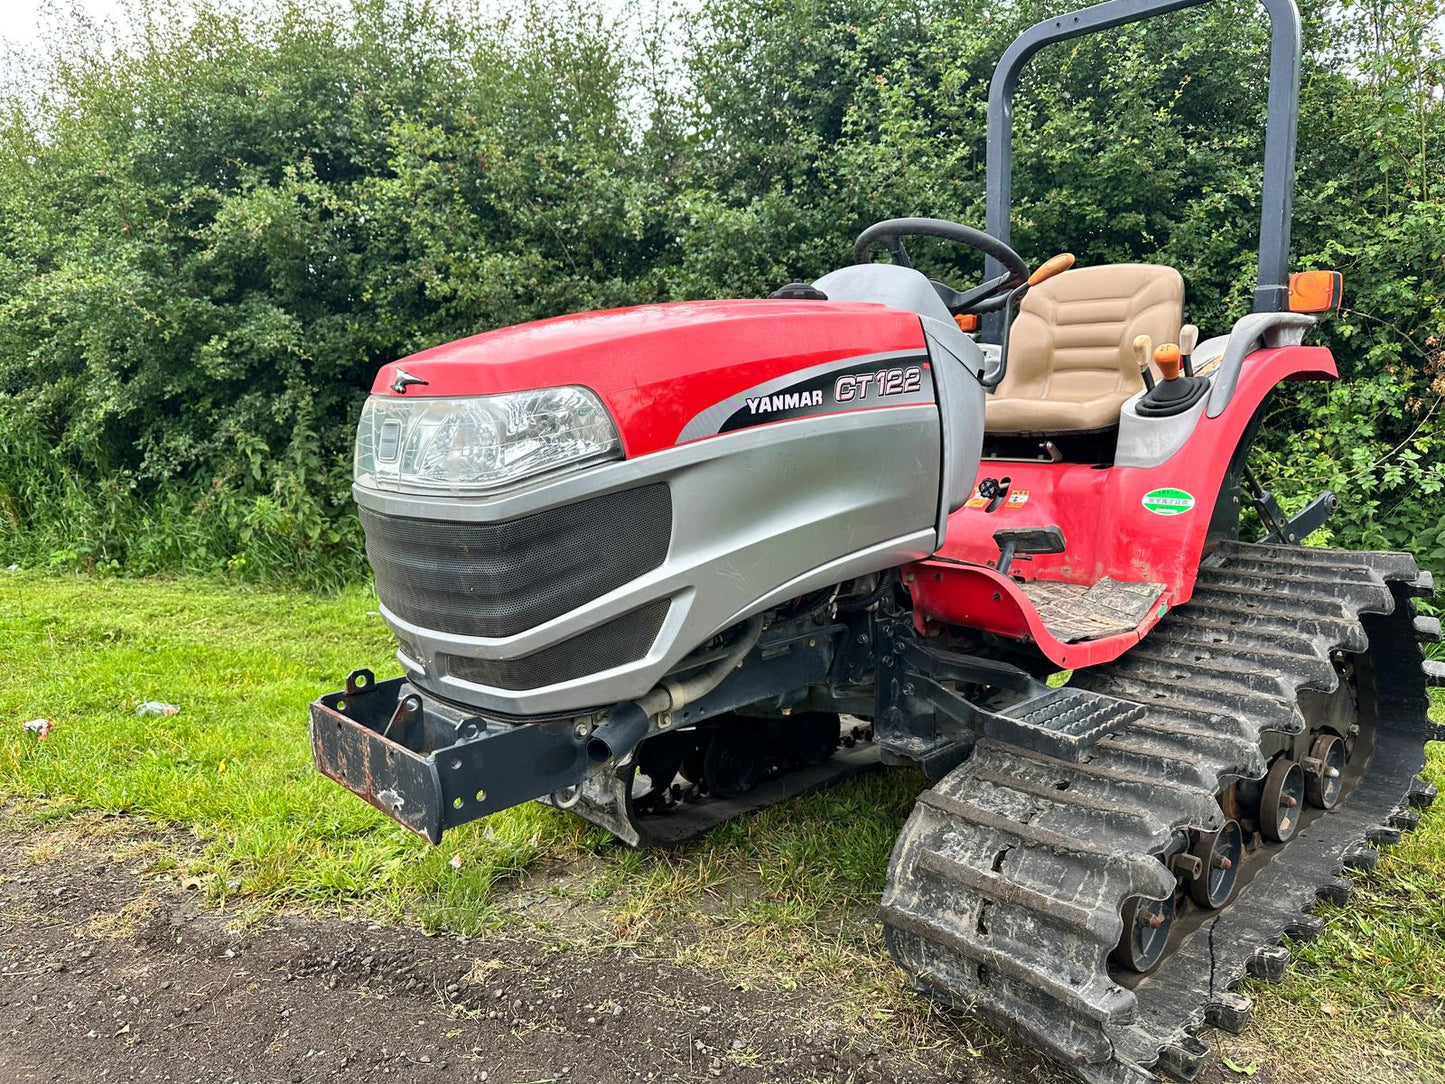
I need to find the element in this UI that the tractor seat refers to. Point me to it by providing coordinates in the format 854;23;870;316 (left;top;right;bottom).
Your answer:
985;263;1184;435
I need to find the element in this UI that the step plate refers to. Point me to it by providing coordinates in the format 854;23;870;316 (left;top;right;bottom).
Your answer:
985;687;1146;761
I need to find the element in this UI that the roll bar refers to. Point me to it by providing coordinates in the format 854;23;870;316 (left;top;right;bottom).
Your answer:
981;0;1302;341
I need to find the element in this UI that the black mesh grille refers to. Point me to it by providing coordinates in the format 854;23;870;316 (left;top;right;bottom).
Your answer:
444;599;671;690
360;484;672;638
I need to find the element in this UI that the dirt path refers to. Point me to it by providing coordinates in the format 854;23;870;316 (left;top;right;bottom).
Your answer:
0;817;1072;1084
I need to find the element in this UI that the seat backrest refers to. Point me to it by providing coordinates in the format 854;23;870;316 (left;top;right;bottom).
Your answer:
995;264;1184;405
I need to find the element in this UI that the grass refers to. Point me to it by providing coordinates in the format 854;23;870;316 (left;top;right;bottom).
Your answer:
1226;786;1445;1083
0;571;603;918
2;569;1444;1081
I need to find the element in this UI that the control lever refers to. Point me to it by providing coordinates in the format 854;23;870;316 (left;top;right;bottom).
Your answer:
1028;252;1076;286
1179;323;1199;377
1133;334;1155;391
1137;340;1210;417
994;525;1066;575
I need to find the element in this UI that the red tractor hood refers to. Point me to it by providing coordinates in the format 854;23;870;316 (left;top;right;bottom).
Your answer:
371;300;928;457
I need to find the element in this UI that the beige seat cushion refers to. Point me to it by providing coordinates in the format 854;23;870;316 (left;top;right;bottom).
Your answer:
985;264;1184;434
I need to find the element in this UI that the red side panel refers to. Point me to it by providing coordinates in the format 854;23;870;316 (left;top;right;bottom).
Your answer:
370;300;928;457
908;345;1338;669
907;563;1162;669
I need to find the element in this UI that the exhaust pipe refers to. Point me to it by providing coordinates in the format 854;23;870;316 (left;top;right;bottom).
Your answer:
586;614;766;765
587;703;650;765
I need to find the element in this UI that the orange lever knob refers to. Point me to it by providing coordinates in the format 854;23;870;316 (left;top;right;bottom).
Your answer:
1028;252;1075;287
1154;343;1183;381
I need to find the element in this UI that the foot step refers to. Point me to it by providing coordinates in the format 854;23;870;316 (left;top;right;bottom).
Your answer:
982;687;1144;762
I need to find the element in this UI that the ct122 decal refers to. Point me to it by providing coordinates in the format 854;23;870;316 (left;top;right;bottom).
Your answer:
718;355;934;434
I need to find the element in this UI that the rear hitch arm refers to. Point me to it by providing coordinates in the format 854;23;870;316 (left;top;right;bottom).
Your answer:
1244;465;1337;545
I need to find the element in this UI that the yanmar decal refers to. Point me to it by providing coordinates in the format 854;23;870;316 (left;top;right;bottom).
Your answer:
719;357;933;434
675;350;934;442
743;388;825;415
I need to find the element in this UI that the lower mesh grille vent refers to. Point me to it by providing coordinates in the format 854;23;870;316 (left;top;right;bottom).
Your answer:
445;599;671;691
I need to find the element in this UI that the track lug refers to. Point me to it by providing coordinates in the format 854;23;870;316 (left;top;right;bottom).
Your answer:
1412;615;1441;642
1315;876;1354;905
1367;824;1403;847
1407;779;1438;808
1341;844;1379;871
1421;660;1445;687
1156;1036;1210;1081
1284;914;1326;941
1406;570;1435;597
1390;808;1421;831
1246;944;1290;982
1204;991;1254;1035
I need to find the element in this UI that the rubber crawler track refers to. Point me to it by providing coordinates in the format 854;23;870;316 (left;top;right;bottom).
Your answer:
881;541;1444;1083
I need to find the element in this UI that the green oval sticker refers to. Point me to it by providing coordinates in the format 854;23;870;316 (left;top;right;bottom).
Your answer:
1142;487;1196;516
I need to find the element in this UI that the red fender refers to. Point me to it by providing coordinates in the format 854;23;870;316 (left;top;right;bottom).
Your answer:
908;344;1338;669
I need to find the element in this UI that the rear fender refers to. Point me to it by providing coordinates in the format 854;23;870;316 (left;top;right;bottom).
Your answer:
909;344;1337;667
906;562;1168;669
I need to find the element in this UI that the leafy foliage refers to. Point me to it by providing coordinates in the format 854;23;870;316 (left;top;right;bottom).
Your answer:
0;0;1440;584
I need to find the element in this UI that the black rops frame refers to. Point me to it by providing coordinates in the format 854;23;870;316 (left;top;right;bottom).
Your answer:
981;0;1303;341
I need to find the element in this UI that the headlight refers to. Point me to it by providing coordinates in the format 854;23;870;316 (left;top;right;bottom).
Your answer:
354;387;622;495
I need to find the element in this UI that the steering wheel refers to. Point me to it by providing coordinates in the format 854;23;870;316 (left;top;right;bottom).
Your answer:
853;217;1031;315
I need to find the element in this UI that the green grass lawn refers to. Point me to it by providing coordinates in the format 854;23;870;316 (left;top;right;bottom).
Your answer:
2;570;1444;1082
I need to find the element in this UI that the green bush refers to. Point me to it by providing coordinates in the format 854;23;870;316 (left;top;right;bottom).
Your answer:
0;0;676;585
0;0;1440;584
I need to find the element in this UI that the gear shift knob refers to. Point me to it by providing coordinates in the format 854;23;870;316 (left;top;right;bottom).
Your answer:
1154;343;1183;381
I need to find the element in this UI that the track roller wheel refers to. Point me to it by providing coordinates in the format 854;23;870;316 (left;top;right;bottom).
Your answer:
1186;819;1243;909
703;723;762;798
789;712;840;766
1260;758;1305;842
1304;733;1346;810
1112;893;1174;974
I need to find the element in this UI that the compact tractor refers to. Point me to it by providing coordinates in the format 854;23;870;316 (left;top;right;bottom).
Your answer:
310;0;1444;1079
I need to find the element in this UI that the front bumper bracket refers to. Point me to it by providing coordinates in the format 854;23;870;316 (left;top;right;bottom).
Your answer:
309;670;590;843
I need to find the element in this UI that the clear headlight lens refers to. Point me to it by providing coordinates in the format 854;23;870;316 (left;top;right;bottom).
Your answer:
354;387;622;495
